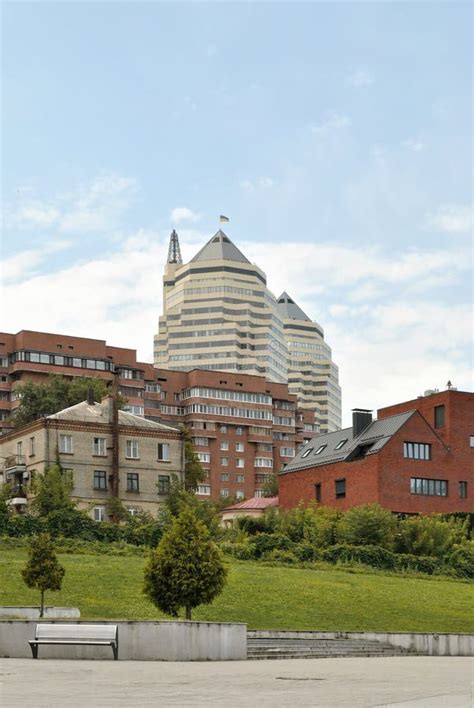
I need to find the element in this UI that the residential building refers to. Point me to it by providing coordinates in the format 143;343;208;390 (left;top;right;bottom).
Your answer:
0;397;183;518
0;329;319;501
279;389;473;515
154;230;341;432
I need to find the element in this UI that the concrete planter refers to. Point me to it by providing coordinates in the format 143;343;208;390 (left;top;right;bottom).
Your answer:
0;620;247;661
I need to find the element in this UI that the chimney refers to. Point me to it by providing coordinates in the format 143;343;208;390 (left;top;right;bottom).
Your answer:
352;409;373;438
86;387;95;406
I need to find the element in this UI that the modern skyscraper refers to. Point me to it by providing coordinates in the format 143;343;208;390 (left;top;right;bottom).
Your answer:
154;230;342;431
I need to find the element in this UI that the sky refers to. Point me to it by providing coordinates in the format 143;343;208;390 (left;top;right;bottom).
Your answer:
1;1;473;426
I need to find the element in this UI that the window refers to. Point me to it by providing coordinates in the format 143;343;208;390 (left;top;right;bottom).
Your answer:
335;439;347;450
315;483;321;503
93;471;107;490
255;458;273;468
236;490;245;500
157;475;170;495
335;479;346;498
220;441;229;451
126;440;139;459
192;437;209;446
280;447;295;457
29;437;35;456
220;488;229;498
127;507;141;517
235;442;244;452
93;437;106;456
93;506;106;522
121;369;133;379
301;447;313;458
59;435;73;454
157;443;170;461
16;441;23;456
197;484;211;496
434;405;445;428
219;425;228;434
236;474;245;483
315;445;327;455
470;436;474;448
459;481;467;499
236;427;243;436
220;457;229;466
403;442;431;460
236;459;244;468
220;473;229;481
255;489;265;498
197;452;211;463
410;477;448;496
126;473;139;492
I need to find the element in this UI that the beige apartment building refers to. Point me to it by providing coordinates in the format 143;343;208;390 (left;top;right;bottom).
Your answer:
154;230;342;432
0;397;183;519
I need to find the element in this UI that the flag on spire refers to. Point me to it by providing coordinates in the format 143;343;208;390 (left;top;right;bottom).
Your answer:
219;215;230;223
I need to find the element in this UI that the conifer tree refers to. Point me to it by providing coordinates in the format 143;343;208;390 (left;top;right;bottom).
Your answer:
143;508;227;620
22;533;65;617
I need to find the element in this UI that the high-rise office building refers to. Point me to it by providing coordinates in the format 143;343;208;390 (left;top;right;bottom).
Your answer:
154;230;342;432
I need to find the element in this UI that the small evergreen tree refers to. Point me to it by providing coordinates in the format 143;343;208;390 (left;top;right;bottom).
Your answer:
181;426;207;492
32;464;74;517
22;533;65;617
143;508;227;620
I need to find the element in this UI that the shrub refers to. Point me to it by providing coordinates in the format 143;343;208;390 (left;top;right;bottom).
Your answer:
220;541;256;560
293;542;321;562
253;532;293;558
322;543;396;570
281;503;340;548
397;514;469;557
22;533;65;617
448;544;474;578
264;549;299;565
336;504;397;549
395;553;442;575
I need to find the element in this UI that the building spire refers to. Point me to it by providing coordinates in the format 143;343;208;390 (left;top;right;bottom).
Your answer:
167;229;182;265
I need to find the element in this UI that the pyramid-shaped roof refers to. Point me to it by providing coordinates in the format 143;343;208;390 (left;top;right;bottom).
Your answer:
190;230;250;264
47;399;179;431
276;291;311;321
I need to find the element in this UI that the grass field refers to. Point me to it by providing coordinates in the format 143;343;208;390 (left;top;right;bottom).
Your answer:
1;548;472;632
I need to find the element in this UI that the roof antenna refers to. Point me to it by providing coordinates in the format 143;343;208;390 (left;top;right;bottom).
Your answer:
446;380;453;390
167;229;182;265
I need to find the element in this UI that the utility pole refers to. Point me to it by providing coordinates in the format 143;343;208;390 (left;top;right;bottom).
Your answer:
110;368;120;509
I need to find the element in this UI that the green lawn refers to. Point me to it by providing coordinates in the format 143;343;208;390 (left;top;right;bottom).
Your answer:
1;548;472;632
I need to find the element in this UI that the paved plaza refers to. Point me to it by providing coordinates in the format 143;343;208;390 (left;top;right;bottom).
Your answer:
0;656;472;707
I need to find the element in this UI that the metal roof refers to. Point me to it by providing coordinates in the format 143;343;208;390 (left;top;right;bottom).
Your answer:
190;230;251;264
221;496;279;512
47;399;180;431
281;410;415;474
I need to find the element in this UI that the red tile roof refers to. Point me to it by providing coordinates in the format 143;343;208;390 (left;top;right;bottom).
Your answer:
221;496;279;512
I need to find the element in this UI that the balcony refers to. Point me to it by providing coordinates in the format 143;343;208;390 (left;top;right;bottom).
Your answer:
4;454;26;475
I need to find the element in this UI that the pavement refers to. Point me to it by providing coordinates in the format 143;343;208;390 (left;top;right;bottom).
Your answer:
0;656;472;707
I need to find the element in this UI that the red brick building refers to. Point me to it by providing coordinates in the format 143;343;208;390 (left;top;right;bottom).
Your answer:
0;330;318;502
279;390;473;514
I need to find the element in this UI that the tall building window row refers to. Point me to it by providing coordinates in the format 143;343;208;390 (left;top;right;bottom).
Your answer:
9;350;114;371
177;387;271;405
186;403;272;420
410;478;448;496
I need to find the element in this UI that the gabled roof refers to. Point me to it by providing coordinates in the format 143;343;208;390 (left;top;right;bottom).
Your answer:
276;291;311;322
281;410;415;474
190;230;250;264
47;399;179;431
221;496;279;512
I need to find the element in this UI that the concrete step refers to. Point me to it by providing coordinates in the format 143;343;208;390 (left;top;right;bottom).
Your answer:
247;637;414;660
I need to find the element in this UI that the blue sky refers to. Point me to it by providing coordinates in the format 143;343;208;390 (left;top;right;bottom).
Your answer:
2;1;472;422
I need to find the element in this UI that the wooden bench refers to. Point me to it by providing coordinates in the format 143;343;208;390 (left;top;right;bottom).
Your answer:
29;623;118;660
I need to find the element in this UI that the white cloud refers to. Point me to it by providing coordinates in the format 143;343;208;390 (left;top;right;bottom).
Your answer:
240;177;275;193
311;112;351;134
169;207;201;224
4;203;60;229
2;241;71;283
426;205;473;234
347;69;374;88
402;138;425;152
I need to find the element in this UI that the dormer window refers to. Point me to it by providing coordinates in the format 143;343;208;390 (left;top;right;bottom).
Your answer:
314;445;327;455
301;447;313;458
335;439;347;450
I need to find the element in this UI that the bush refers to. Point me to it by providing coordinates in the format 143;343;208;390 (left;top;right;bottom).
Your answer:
281;503;340;548
397;515;469;557
293;542;321;562
253;532;293;558
395;553;442;575
238;509;280;535
220;541;256;560
322;544;396;570
264;549;299;565
448;545;474;578
336;504;397;549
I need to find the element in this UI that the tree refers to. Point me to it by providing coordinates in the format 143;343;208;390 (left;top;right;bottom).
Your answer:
32;464;74;517
336;503;397;549
21;533;65;617
181;426;207;492
13;375;114;427
143;507;227;620
262;474;279;498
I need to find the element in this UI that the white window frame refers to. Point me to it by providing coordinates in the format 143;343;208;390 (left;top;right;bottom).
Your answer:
236;458;245;468
59;434;73;454
93;506;106;522
126;440;139;459
158;442;170;461
197;484;211;496
220;441;229;451
235;442;244;452
93;437;107;456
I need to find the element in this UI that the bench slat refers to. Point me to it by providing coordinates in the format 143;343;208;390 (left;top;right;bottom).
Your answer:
30;640;114;646
35;624;117;641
